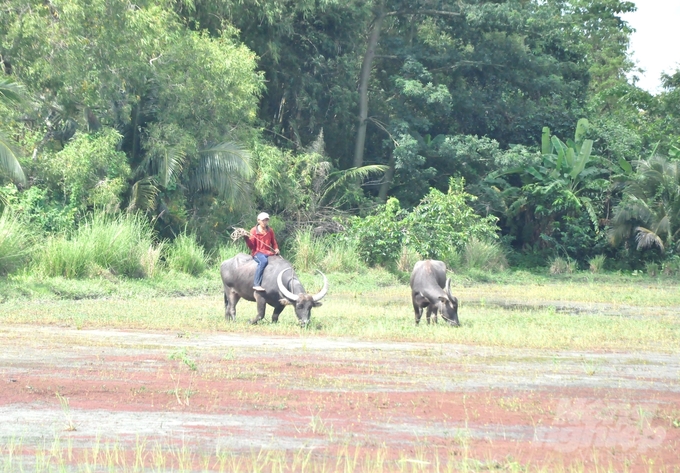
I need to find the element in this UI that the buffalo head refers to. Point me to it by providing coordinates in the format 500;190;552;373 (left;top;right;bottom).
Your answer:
277;267;328;326
437;278;459;326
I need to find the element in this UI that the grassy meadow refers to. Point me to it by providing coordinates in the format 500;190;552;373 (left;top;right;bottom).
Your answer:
1;267;679;353
1;211;679;352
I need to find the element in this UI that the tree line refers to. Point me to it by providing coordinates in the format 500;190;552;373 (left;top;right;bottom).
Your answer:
1;0;680;275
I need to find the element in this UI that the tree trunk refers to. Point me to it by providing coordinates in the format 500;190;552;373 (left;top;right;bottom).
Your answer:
353;7;385;169
378;150;396;201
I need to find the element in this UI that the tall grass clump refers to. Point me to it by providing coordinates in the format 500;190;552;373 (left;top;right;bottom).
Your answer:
321;237;366;273
38;213;156;278
462;238;507;272
166;232;208;275
549;256;577;275
214;240;249;266
396;246;421;273
0;210;35;275
588;254;607;273
645;261;659;277
289;228;325;272
140;241;165;278
662;256;680;276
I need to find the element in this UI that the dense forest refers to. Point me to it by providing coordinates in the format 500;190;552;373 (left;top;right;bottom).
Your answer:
2;0;680;277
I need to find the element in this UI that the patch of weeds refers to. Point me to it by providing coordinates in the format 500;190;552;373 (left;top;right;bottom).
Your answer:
169;348;197;371
580;357;600;376
55;392;76;431
497;397;523;412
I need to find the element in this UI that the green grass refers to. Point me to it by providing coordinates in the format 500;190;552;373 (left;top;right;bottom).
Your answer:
37;213;158;278
0;210;34;275
166;232;209;276
1;269;678;352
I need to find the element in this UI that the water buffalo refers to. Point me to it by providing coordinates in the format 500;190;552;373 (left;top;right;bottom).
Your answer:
410;259;459;326
220;253;328;326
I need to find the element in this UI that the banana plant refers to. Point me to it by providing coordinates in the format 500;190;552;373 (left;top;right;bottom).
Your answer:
490;119;608;234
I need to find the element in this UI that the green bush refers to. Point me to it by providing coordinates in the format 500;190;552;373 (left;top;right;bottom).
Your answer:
404;178;500;258
38;213;156;278
344;198;406;266
345;178;500;266
166;232;208;276
44;129;130;211
0;210;35;275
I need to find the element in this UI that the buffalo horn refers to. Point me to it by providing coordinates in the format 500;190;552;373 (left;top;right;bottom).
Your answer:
312;270;329;302
277;267;299;301
445;278;454;301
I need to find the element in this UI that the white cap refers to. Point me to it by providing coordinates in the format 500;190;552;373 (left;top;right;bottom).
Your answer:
257;212;270;220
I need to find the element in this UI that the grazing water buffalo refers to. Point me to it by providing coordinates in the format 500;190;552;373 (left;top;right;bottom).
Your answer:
220;253;328;326
410;259;459;326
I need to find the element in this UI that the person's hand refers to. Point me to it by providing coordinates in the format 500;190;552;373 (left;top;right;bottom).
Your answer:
274;248;280;255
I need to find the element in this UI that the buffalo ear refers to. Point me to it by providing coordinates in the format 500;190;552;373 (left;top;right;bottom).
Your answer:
312;301;323;308
279;298;293;306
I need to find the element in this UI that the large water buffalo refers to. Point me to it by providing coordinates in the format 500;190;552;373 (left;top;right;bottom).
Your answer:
410;259;459;326
220;253;328;326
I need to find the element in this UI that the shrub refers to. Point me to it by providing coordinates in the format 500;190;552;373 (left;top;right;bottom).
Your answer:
345;178;500;266
166;232;208;275
0;210;35;275
344;198;406;266
588;254;607;273
404;178;500;258
662;256;680;277
44;129;130;210
645;262;659;277
38;213;156;278
549;257;577;275
462;238;508;272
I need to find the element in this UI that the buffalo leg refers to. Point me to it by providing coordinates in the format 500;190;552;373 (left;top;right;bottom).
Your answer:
271;305;285;323
413;302;423;325
250;293;267;324
427;305;438;324
226;289;240;321
413;293;429;325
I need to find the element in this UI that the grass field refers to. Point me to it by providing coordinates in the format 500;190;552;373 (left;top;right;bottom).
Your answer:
1;269;679;352
1;269;679;472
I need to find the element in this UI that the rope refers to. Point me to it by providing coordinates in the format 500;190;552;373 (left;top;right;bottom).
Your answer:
230;227;250;242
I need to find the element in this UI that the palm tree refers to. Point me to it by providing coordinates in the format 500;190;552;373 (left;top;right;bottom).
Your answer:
609;155;680;252
0;77;27;185
128;141;253;212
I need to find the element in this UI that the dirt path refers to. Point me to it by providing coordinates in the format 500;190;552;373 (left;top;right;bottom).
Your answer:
0;325;678;471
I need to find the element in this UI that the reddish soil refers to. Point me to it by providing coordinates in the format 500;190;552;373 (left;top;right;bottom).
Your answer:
0;325;678;471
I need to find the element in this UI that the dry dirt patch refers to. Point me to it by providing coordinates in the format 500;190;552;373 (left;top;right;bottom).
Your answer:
0;325;678;471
